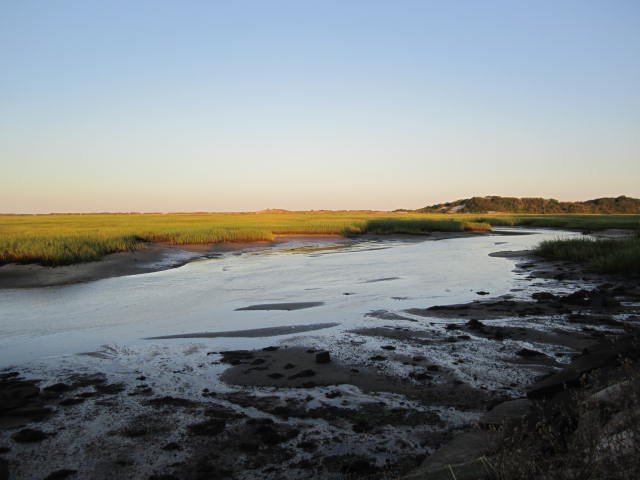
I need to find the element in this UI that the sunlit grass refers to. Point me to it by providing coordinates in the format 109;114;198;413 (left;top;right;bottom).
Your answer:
535;236;640;274
0;212;638;266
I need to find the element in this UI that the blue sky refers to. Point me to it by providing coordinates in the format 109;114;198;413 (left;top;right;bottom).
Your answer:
1;0;639;212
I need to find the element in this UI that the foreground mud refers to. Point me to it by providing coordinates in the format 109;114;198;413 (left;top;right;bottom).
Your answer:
1;251;639;479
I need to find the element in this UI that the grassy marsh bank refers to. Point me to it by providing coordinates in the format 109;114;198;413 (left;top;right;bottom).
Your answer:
535;236;640;275
1;212;639;266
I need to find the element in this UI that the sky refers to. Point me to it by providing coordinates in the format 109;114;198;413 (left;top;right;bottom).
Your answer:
1;0;639;213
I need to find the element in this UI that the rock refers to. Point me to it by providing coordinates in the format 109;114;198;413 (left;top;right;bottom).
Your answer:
602;408;640;436
479;399;533;428
11;428;49;443
369;355;386;361
147;396;196;408
315;351;331;363
297;440;317;452
288;369;316;379
187;419;226;436
381;345;396;351
532;291;557;301
59;398;85;406
402;458;492;480
325;390;342;399
0;459;8;480
528;334;640;399
406;430;499;477
44;469;77;480
409;370;432;381
94;383;125;395
516;348;545;357
43;383;72;394
161;442;182;451
466;319;485;331
588;381;630;407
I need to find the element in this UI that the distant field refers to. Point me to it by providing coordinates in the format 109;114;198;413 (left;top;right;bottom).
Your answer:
1;212;639;266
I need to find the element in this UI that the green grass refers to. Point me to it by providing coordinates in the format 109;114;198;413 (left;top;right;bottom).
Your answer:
0;211;638;266
535;236;640;274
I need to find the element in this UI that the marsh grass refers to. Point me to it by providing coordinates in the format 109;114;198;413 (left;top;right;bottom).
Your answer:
362;218;491;235
475;215;640;231
535;237;640;274
0;212;638;266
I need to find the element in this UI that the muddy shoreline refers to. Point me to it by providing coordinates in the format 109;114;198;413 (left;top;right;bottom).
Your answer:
1;243;638;479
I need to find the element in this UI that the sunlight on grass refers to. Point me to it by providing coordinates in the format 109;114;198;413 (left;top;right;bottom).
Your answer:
0;212;638;266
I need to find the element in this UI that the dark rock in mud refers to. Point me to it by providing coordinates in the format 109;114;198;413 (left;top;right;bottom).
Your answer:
288;369;316;380
219;350;254;364
43;383;72;394
11;428;50;443
409;370;433;381
188;418;226;436
352;420;373;433
43;469;77;480
95;383;125;395
297;440;318;452
59;397;85;406
235;302;324;311
479;399;533;428
325;390;342;399
148;396;197;408
161;442;182;451
369;355;386;361
532;292;557;301
516;348;545;357
315;351;331;363
407;430;499;477
324;455;377;476
528;334;640;398
466;319;485;331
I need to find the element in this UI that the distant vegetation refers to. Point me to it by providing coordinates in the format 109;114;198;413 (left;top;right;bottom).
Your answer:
417;195;640;214
536;236;640;274
1;211;639;266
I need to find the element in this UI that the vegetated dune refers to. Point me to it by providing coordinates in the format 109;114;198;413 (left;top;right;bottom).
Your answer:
417;195;640;214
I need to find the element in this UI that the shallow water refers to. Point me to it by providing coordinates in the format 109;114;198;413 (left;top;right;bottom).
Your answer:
0;228;578;368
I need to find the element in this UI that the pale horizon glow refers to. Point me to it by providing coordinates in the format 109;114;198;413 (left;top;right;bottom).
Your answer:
1;1;639;214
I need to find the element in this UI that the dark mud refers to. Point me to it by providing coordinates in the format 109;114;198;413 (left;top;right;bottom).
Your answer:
146;323;339;340
235;302;325;311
